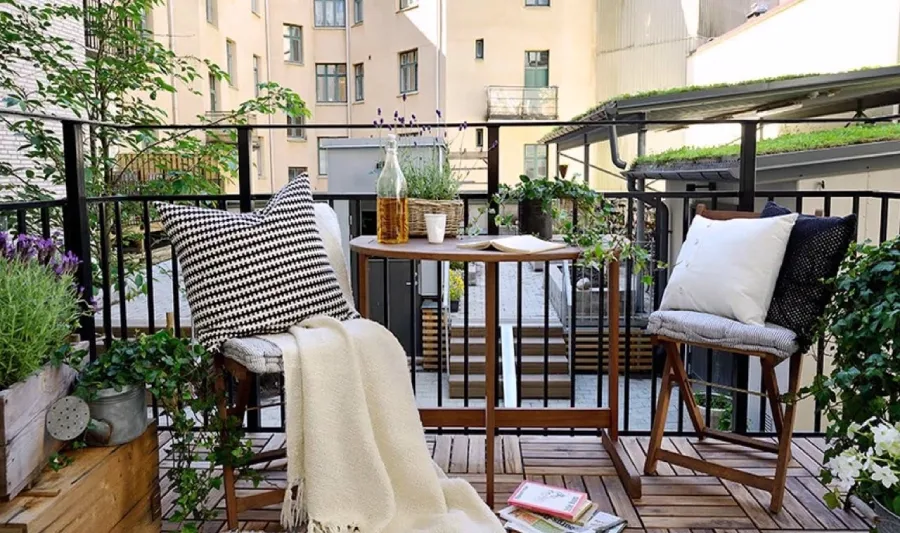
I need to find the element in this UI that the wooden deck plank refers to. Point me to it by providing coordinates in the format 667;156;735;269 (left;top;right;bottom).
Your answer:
159;432;872;533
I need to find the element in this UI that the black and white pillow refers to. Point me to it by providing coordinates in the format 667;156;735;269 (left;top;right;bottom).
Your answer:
156;175;358;353
761;201;857;349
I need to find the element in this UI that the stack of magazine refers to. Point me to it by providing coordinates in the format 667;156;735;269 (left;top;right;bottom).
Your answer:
500;481;626;533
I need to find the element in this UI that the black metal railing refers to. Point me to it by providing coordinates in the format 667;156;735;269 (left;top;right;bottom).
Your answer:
2;109;899;437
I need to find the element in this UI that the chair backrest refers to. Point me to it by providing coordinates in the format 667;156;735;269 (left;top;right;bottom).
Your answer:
695;203;760;221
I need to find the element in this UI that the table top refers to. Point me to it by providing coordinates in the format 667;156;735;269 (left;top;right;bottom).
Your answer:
349;235;582;262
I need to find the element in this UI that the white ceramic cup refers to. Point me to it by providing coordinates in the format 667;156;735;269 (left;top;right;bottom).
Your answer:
424;213;447;244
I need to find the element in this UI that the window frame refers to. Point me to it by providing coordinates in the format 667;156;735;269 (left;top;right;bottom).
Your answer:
287;115;307;140
288;167;308;182
314;0;346;27
475;39;484;59
475;128;484;148
225;39;236;86
206;0;217;25
353;0;363;24
354;63;365;102
254;141;264;179
524;50;550;88
523;144;548;179
252;55;261;97
208;73;218;112
316;63;348;103
525;0;550;5
399;0;418;9
250;0;259;14
399;49;418;95
283;24;303;64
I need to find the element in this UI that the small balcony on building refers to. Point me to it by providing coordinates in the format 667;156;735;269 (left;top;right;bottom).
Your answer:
486;85;558;120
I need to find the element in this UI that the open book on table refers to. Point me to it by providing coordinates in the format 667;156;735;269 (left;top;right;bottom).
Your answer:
457;235;566;254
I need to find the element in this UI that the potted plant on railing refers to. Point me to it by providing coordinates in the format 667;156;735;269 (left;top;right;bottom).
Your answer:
402;152;464;239
801;236;900;526
496;175;558;239
448;268;464;312
0;232;85;499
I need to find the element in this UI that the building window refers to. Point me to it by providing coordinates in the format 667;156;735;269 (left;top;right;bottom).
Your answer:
525;0;549;5
354;0;363;23
318;138;330;175
283;24;303;63
524;144;548;179
206;0;216;24
354;63;364;102
254;142;264;179
289;167;308;181
225;40;236;86
252;55;261;97
316;63;347;102
524;50;549;87
400;0;418;8
399;49;418;94
287;115;306;140
208;73;218;111
475;128;484;148
475;39;484;59
251;0;259;13
314;0;345;27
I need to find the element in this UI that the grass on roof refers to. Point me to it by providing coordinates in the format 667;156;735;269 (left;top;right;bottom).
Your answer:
631;122;900;167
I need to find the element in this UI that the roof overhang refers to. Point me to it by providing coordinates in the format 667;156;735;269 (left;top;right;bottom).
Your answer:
624;140;900;184
544;65;900;150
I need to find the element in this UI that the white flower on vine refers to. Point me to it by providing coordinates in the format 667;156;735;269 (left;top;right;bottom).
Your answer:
870;463;899;489
847;422;862;438
826;451;864;493
872;423;900;458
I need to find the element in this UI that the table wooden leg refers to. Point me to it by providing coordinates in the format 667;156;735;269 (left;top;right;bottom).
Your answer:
357;253;369;318
485;262;497;509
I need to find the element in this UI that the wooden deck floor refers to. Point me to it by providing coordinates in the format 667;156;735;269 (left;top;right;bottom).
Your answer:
160;433;868;533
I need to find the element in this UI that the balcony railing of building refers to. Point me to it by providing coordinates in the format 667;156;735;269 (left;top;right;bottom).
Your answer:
2;110;899;439
486;86;558;120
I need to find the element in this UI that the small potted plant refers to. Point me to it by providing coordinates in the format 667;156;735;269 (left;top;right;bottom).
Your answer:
497;175;557;239
0;232;85;499
448;268;464;312
693;392;733;431
402;154;463;238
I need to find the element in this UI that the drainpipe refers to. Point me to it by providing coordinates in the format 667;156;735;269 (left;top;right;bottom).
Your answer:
166;0;178;122
607;123;628;171
264;0;275;193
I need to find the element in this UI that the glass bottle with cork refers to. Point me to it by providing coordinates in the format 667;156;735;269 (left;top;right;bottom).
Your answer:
376;133;409;244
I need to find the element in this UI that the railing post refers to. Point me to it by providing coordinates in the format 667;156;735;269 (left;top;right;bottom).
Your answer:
61;120;97;360
487;125;500;236
237;126;253;213
734;120;758;434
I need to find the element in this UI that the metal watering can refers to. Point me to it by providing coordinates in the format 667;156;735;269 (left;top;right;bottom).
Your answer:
46;386;149;446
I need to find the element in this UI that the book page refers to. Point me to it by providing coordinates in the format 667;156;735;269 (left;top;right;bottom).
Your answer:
490;235;567;254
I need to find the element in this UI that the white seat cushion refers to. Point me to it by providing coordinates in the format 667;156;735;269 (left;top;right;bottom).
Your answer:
647;310;798;360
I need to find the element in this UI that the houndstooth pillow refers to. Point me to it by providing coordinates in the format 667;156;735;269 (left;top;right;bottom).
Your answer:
156;175;358;353
761;201;857;350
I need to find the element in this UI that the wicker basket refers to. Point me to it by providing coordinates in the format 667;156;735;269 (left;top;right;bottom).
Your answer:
408;198;463;237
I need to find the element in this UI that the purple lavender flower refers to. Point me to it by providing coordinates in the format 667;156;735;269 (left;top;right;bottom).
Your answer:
373;119;379;126
398;116;405;124
402;93;407;102
379;117;384;125
435;109;442;118
490;139;499;149
377;107;382;116
411;113;417;121
394;110;399;119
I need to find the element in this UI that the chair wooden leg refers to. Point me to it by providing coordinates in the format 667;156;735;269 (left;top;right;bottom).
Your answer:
769;353;803;513
645;345;675;475
761;357;784;435
214;356;239;529
665;341;707;436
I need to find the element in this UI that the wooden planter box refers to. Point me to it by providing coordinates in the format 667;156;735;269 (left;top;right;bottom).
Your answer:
0;363;76;500
0;422;160;533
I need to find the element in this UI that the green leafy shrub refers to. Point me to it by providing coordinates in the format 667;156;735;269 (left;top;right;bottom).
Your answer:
802;236;900;510
0;233;83;389
448;269;464;302
401;155;461;200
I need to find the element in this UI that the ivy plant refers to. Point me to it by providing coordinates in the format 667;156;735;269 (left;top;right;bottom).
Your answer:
800;236;900;509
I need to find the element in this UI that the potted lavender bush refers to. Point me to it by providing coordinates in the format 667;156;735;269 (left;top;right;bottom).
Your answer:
0;233;84;499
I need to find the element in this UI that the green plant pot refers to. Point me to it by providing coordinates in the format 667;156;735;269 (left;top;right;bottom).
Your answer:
875;499;900;533
518;199;553;240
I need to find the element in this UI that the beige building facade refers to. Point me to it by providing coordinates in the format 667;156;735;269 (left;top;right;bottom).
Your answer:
147;0;600;194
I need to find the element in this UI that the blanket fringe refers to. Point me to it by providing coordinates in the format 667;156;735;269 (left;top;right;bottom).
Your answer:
281;476;360;533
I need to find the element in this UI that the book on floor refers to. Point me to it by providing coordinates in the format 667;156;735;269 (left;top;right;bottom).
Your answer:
456;235;566;254
499;504;625;533
507;480;588;521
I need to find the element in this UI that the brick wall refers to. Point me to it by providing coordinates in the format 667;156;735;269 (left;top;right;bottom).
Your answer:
0;0;85;198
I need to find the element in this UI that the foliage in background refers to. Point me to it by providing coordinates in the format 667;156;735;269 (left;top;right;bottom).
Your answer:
800;236;900;510
0;232;84;389
632;123;900;167
0;0;308;297
693;392;733;431
57;331;256;533
448;269;464;302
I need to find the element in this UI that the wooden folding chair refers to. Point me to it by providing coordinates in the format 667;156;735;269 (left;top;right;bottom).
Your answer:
643;204;804;513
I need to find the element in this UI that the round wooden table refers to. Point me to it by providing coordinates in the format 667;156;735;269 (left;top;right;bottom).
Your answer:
349;235;641;507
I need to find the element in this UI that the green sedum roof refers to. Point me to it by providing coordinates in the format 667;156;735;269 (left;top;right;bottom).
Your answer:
631;123;900;168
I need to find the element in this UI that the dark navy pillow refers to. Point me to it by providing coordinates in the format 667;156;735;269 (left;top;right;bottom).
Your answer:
761;201;857;350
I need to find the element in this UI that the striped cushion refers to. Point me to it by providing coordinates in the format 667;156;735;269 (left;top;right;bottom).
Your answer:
647;310;798;360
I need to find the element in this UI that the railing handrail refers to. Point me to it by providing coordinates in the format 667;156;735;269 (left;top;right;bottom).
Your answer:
487;85;559;91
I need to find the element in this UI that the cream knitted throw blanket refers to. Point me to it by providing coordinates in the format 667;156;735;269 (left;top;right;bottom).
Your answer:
269;316;504;533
